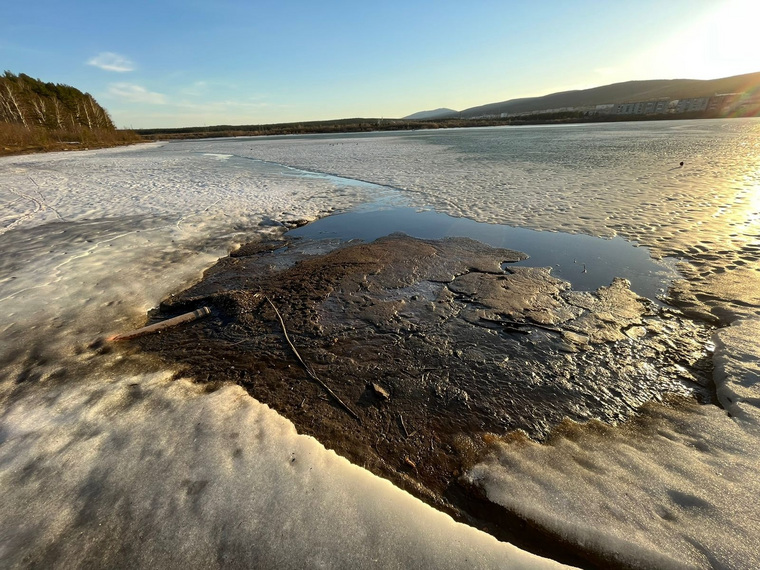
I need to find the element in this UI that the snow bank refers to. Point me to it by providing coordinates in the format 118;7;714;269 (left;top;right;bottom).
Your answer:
713;318;760;422
0;369;566;569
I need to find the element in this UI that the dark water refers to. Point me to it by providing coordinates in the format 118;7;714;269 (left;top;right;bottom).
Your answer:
289;205;679;301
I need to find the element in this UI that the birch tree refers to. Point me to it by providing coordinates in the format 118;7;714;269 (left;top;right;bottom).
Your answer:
51;97;64;129
30;96;47;125
2;83;28;127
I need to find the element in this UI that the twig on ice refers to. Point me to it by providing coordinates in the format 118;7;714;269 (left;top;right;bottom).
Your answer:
399;413;410;438
265;296;360;422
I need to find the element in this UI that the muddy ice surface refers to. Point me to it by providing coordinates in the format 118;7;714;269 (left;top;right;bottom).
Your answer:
136;233;713;550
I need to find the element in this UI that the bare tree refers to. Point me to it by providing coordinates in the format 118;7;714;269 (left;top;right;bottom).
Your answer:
0;88;15;122
30;96;47;125
81;99;93;129
86;95;101;128
51;97;64;129
3;82;28;127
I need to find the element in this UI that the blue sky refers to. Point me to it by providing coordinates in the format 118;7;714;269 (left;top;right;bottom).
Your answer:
2;0;758;128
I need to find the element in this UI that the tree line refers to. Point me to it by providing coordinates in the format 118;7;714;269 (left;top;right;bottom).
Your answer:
1;71;114;130
1;71;138;154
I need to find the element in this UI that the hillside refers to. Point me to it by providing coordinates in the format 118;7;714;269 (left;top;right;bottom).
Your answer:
409;72;760;120
0;71;138;155
404;108;458;120
139;72;760;144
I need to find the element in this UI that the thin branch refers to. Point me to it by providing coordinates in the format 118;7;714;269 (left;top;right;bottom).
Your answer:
265;296;360;422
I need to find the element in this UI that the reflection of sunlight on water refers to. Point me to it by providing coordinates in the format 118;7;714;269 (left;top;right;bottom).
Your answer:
737;167;760;235
703;146;760;253
719;158;760;243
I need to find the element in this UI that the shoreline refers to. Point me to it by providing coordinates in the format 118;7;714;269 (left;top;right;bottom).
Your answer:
0;132;144;158
4;114;755;157
131;229;716;568
135;113;752;142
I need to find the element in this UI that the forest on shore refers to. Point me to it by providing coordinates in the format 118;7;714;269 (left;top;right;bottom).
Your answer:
0;72;139;155
135;110;731;141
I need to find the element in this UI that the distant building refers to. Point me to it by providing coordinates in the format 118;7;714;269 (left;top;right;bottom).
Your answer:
674;97;709;113
595;103;615;115
708;93;739;113
482;91;753;121
616;103;636;115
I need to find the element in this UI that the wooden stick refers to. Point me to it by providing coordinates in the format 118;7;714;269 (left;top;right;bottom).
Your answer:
108;307;211;341
399;413;410;438
265;296;360;422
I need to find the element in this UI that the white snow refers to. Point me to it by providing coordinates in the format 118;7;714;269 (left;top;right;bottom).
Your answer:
0;142;566;568
0;370;565;569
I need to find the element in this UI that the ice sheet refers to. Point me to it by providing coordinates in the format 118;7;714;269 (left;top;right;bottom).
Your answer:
142;122;760;567
468;317;760;569
200;122;760;266
0;144;566;568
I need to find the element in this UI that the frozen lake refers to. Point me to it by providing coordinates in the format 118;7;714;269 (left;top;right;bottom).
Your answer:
1;119;760;568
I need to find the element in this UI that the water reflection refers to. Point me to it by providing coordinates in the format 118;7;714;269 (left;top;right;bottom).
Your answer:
289;205;679;301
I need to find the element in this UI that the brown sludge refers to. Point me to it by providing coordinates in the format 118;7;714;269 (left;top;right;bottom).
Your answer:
134;233;714;565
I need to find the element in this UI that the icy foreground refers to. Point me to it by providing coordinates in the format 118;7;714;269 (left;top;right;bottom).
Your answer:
1;374;561;569
0;145;565;568
469;320;760;569
2;120;760;568
228;122;760;568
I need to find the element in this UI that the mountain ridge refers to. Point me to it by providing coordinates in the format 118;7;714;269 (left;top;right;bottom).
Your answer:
404;108;458;120
405;71;760;119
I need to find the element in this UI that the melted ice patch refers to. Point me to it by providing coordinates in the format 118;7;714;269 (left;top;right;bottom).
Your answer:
202;152;234;160
289;205;679;300
0;144;566;569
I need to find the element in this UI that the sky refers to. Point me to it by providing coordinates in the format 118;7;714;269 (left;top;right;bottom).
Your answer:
2;0;759;129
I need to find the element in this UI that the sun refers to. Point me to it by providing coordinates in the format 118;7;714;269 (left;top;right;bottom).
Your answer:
682;0;760;78
629;0;760;80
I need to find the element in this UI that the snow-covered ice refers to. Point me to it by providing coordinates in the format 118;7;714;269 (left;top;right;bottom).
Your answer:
0;370;567;569
2;119;760;568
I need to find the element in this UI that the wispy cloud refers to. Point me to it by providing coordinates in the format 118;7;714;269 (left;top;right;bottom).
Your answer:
88;52;135;72
107;83;166;104
175;99;275;112
179;81;209;97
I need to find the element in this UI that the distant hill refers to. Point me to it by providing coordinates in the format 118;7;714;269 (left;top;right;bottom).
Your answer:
408;72;760;120
1;71;138;155
139;71;760;144
403;108;458;120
